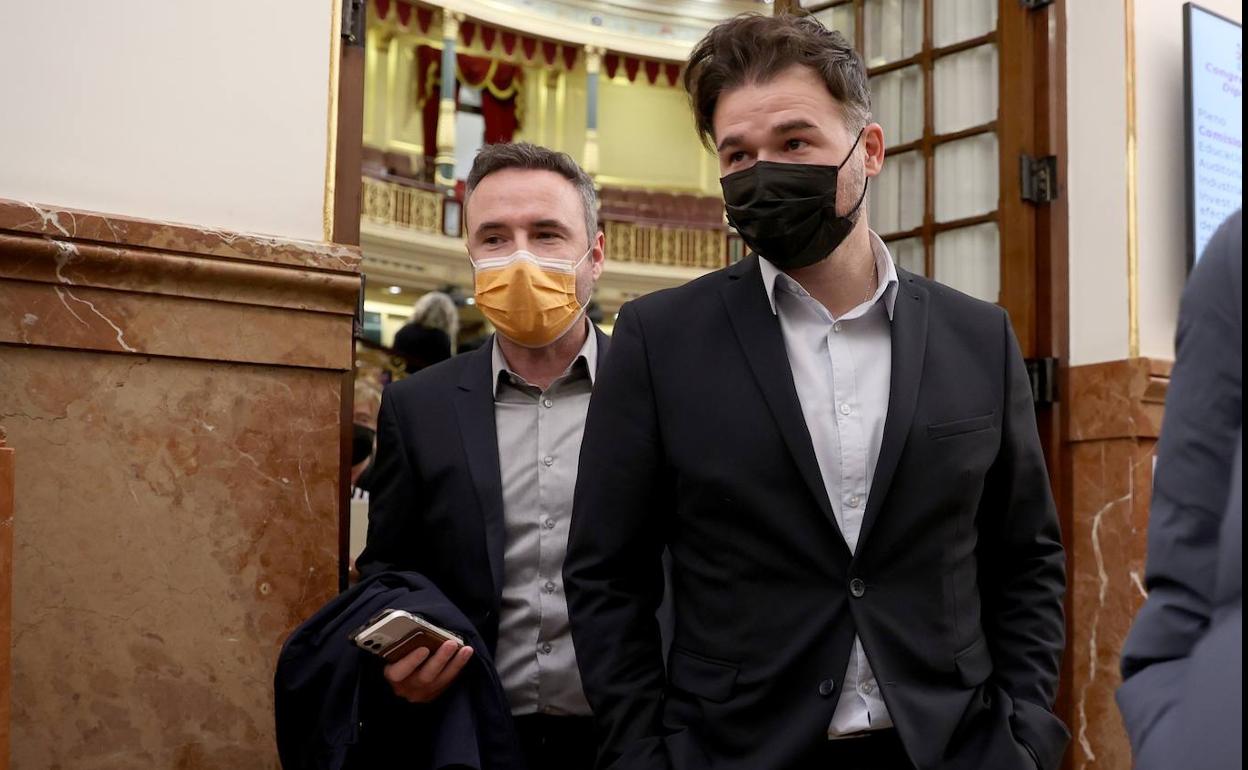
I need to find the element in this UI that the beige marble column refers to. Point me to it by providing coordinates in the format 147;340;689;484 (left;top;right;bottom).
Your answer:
434;11;463;187
583;45;604;178
0;198;361;767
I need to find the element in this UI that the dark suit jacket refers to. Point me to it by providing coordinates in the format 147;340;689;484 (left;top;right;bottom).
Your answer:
565;256;1068;770
355;328;610;653
1119;210;1242;770
274;571;524;770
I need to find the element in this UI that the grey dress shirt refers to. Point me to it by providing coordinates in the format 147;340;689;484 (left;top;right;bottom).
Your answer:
758;231;900;737
491;327;596;717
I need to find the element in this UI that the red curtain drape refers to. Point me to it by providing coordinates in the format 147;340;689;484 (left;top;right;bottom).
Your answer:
418;46;524;158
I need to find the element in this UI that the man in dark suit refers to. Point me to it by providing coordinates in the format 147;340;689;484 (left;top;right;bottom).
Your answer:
1119;210;1242;770
565;15;1067;770
357;143;609;770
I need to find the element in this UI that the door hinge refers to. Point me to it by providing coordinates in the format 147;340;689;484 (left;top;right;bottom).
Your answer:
1025;357;1059;406
342;0;366;46
1020;0;1055;9
1020;154;1058;204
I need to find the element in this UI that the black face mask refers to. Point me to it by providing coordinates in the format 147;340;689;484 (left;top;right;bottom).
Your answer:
721;128;868;270
352;425;376;466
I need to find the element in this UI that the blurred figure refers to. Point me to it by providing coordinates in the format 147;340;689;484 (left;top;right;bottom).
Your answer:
1119;210;1242;770
393;291;459;373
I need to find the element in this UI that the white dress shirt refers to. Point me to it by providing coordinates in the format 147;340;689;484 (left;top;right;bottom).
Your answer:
758;232;900;737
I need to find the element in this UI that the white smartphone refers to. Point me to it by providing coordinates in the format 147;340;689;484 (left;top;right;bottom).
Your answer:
349;609;465;665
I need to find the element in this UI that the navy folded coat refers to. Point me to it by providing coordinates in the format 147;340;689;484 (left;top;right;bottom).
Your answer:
274;571;526;770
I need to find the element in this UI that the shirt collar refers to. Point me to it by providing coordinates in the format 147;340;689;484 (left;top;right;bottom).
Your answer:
758;230;900;321
491;318;598;395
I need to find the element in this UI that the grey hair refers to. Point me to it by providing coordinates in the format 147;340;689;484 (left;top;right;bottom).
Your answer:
410;291;459;348
465;142;599;245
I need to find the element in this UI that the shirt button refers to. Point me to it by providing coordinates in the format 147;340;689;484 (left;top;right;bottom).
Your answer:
540;642;553;655
833;322;843;333
850;578;867;598
543;455;554;466
543;580;557;594
818;679;836;697
543;398;554;408
543;518;556;530
861;682;875;695
839;403;852;416
848;495;861;508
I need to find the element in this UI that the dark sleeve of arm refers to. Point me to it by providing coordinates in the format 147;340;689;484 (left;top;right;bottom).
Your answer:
354;387;423;578
1117;211;1243;755
565;302;672;769
978;310;1069;768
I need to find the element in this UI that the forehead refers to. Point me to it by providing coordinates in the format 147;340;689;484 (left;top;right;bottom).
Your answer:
466;167;583;225
713;65;848;139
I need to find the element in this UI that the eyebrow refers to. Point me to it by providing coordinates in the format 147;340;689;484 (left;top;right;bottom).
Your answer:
472;219;572;238
716;119;819;153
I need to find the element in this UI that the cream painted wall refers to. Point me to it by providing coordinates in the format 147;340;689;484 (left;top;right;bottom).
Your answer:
1134;0;1241;360
1066;0;1241;365
1066;0;1131;366
597;76;718;194
0;0;335;242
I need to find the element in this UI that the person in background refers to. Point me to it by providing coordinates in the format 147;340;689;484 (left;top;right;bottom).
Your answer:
1119;210;1242;770
565;14;1066;770
393;290;459;374
356;143;609;770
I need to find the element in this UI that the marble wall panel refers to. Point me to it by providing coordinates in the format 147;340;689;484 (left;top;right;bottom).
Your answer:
1064;359;1170;770
0;196;360;768
0;347;340;769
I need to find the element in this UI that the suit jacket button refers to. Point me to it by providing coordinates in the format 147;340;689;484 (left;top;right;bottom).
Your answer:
818;679;836;697
849;578;866;598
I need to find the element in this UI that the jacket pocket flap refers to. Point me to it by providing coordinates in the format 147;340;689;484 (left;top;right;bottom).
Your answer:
928;412;996;440
668;648;738;703
954;636;994;687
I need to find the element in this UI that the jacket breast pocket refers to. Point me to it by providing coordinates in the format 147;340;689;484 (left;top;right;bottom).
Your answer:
954;635;994;688
927;412;997;441
668;648;739;704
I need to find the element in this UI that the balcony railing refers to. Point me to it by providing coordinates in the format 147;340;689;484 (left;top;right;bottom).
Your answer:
360;170;738;270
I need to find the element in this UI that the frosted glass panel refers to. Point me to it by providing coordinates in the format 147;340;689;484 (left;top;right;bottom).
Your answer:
933;0;998;47
864;0;923;65
813;5;856;40
869;151;925;235
933;44;998;134
888;237;926;276
935;223;999;302
934;132;998;222
870;65;924;145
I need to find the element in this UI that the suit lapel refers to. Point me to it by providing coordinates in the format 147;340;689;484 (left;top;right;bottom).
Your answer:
593;325;610;378
856;274;929;553
453;341;506;601
720;258;849;554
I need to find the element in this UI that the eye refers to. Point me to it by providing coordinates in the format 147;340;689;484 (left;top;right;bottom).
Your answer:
482;236;504;246
728;151;747;164
537;231;562;240
784;138;808;151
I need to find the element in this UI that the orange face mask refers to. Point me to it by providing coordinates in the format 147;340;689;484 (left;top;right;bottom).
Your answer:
472;249;591;348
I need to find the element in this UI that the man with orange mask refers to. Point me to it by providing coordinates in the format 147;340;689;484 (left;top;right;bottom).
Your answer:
356;142;607;770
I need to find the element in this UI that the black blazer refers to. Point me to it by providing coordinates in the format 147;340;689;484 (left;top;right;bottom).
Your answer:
274;571;524;770
565;257;1068;770
356;328;610;653
1119;210;1242;770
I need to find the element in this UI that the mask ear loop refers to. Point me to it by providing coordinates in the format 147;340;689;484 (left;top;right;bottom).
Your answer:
833;127;871;220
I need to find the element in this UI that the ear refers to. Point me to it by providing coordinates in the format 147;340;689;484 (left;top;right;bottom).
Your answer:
590;228;606;281
862;122;886;178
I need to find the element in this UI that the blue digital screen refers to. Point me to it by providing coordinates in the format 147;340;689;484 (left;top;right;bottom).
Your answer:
1185;4;1242;265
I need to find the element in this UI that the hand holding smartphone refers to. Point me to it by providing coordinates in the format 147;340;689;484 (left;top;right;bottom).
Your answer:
349;609;474;703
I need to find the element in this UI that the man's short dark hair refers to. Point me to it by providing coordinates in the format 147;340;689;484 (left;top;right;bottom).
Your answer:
683;13;871;150
465;142;598;243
